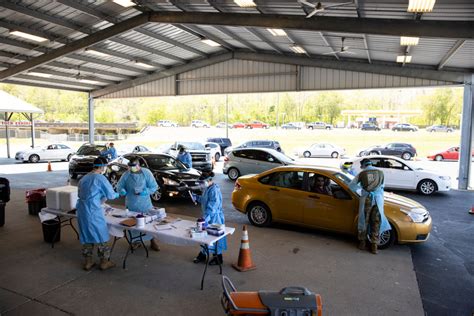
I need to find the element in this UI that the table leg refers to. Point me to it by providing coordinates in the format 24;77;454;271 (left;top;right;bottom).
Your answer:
139;233;149;258
215;240;222;275
109;236;120;261
200;245;210;290
69;218;79;239
123;231;133;269
50;216;62;249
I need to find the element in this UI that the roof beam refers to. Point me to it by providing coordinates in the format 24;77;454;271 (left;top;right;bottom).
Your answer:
111;37;186;63
3;79;89;92
148;12;474;39
87;46;165;69
134;29;207;57
245;28;284;54
15;74;101;89
91;52;233;98
437;40;466;70
68;54;149;74
0;13;150;80
353;0;371;63
56;0;118;24
233;51;467;83
319;32;340;60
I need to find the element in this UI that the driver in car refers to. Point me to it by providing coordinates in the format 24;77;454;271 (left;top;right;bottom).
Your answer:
312;175;333;196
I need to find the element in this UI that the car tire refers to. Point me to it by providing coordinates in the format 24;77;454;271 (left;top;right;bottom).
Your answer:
376;226;397;249
326;126;331;130
150;181;165;202
401;152;412;160
109;172;119;190
308;126;313;130
215;152;220;162
447;129;453;133
69;170;77;179
66;154;72;161
331;151;339;158
247;202;272;227
227;167;240;181
417;179;437;195
29;154;40;163
434;155;443;161
303;151;311;158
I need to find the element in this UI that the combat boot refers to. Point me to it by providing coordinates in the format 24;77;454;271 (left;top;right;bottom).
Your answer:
358;240;366;250
99;259;116;270
371;243;378;254
83;257;95;271
150;239;160;252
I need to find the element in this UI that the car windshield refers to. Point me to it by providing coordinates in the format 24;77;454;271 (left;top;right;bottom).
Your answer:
144;155;186;170
272;151;294;163
178;142;205;150
333;172;359;196
76;145;106;155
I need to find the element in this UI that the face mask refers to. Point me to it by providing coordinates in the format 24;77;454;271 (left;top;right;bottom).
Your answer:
130;166;138;173
101;168;106;175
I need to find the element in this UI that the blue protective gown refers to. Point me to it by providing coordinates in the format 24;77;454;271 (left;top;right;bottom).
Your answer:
349;166;391;235
196;183;227;254
76;173;117;244
108;147;117;160
177;152;192;169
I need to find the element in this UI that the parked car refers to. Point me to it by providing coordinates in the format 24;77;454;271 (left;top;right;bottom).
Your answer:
358;143;417;160
306;122;333;130
223;148;295;180
204;142;222;161
232;165;432;248
392;123;418;132
105;153;203;202
191;120;210;128
68;143;107;179
281;123;301;130
295;143;345;158
347;155;451;195
206;137;232;155
166;141;213;172
232;122;245;129
426;125;454;133
427;146;474;161
360;123;381;131
157;120;178;127
224;140;283;156
15;144;75;163
245;120;269;129
215;122;232;128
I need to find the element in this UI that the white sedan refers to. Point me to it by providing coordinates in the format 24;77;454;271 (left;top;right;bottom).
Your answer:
295;143;345;158
15;144;75;163
204;142;222;161
347;155;451;195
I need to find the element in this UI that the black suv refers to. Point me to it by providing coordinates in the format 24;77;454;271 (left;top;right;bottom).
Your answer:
358;143;417;160
206;137;232;155
224;140;283;155
106;153;203;202
69;143;107;179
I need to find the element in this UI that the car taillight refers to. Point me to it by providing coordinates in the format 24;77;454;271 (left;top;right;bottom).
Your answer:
224;156;229;162
234;180;241;190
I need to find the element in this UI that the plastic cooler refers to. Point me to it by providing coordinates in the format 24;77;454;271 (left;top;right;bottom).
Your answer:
46;186;78;211
25;188;47;215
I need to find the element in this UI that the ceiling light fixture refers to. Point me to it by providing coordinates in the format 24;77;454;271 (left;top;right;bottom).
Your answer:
234;0;256;7
10;30;47;42
407;0;436;13
290;45;307;54
396;55;412;63
267;28;287;36
85;49;110;57
400;36;420;46
134;61;155;69
113;0;136;7
28;72;52;78
201;39;221;47
78;79;102;85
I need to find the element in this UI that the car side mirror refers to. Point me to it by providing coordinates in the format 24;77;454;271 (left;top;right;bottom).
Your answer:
268;157;274;162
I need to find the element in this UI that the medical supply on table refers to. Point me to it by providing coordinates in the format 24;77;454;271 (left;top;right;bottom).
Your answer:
136;214;145;228
206;225;225;236
196;218;205;231
190;228;208;239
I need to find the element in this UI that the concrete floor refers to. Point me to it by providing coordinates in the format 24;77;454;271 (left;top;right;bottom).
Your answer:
0;159;471;315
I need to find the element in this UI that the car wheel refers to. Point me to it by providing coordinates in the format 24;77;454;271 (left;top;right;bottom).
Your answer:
247;202;272;227
401;152;412;160
374;227;397;249
430;130;435;133
29;154;40;163
331;151;339;158
308;126;313;130
69;170;77;179
109;172;119;190
66;154;72;161
227;168;240;181
369;151;379;156
303;151;311;158
326;126;331;130
150;182;164;202
215;152;220;162
417;179;437;195
434;155;443;161
447;129;453;133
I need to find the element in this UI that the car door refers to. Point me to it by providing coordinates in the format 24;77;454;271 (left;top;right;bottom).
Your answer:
310;144;322;156
44;144;59;160
233;150;258;175
302;172;357;233
446;147;459;160
255;150;284;173
261;171;306;224
382;158;416;189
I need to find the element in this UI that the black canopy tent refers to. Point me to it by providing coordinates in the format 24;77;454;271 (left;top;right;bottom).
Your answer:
0;90;43;158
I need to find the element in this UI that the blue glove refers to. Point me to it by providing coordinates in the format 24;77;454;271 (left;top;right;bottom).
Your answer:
113;192;120;199
119;189;127;196
139;189;148;196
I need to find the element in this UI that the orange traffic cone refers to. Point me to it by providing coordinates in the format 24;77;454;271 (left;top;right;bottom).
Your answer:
469;206;474;215
232;225;256;272
47;161;52;172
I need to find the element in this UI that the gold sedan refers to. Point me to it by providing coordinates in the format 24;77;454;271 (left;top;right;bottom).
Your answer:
232;166;432;248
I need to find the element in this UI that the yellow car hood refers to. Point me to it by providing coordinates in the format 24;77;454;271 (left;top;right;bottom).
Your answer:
383;191;423;209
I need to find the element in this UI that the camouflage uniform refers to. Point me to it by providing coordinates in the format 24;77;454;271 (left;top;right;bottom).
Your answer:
357;168;384;244
82;243;110;259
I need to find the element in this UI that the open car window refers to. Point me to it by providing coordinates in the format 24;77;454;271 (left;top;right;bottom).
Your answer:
144;155;186;170
268;171;304;190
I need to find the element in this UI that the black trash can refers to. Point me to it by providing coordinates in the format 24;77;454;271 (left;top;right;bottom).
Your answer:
42;218;61;243
28;200;47;216
26;188;47;216
0;203;5;227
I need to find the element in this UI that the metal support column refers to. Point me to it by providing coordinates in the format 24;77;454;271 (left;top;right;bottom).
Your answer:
5;112;10;158
225;94;229;139
30;113;35;148
458;74;474;190
88;94;95;144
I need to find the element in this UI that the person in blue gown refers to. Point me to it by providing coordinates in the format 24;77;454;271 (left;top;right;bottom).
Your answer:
76;157;119;271
192;173;227;265
116;158;160;251
177;145;192;169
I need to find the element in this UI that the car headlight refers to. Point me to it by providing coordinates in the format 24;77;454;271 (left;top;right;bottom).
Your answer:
439;176;450;180
400;208;427;223
69;159;77;166
206;153;211;160
162;177;179;186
